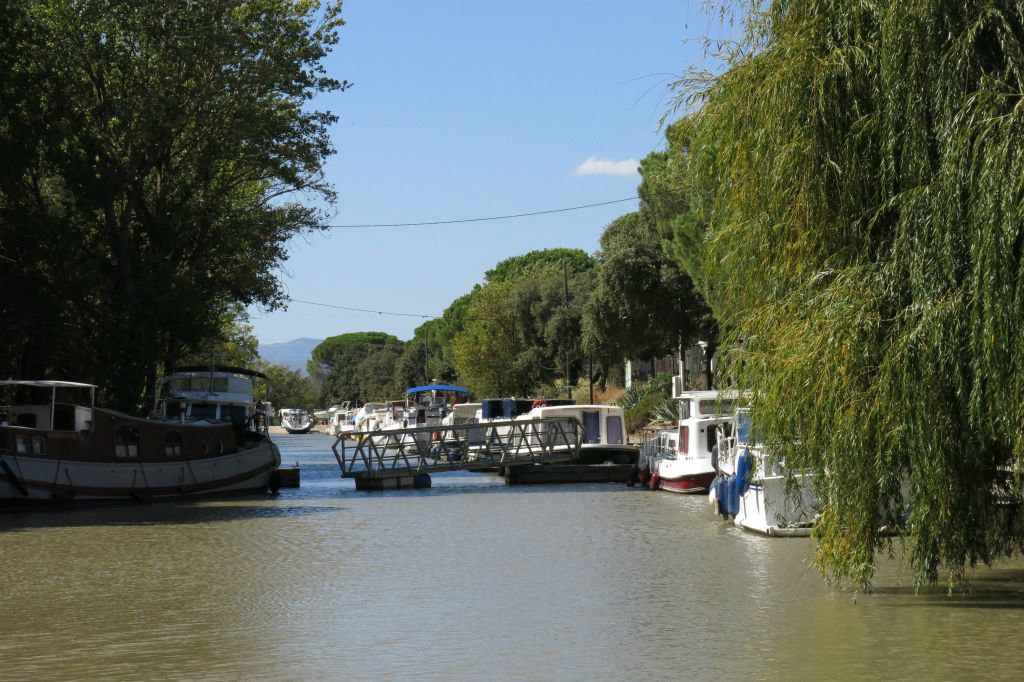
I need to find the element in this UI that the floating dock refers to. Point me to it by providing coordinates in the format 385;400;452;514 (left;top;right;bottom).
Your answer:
274;465;301;488
333;418;584;490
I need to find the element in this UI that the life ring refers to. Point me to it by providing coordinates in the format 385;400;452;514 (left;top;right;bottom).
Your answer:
531;399;548;410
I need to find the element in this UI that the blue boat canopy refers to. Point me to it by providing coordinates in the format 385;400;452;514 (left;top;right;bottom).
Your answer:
404;384;469;395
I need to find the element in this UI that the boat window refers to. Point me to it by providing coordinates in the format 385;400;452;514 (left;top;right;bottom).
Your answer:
15;436;28;454
15;413;36;428
164;431;182;457
32;437;45;455
679;402;691;420
582;411;601;444
165;402;184;420
191;403;217;420
737;413;752;445
606;415;624;445
219;405;247;425
699;399;736;417
115;426;140;458
53;404;75;431
164;375;231;394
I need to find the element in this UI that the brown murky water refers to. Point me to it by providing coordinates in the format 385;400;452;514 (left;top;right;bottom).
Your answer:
2;433;1024;680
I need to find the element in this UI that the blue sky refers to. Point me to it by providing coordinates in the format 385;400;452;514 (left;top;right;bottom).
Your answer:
250;0;711;344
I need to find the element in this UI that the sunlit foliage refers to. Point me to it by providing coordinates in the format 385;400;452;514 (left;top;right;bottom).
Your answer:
675;1;1024;588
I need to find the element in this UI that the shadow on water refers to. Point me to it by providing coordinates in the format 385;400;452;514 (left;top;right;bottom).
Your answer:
866;569;1024;609
339;478;636;500
0;473;635;531
0;494;344;532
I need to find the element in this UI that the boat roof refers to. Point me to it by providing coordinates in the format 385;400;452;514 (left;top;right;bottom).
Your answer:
532;403;619;411
404;384;469;394
676;389;740;400
166;365;269;380
0;380;96;389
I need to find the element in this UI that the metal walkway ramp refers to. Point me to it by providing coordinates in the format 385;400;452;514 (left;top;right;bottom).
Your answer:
332;417;583;489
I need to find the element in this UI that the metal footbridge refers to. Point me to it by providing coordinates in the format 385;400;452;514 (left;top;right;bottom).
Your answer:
332;417;583;489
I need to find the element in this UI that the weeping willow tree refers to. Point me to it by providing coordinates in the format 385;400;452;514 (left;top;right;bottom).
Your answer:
675;1;1024;588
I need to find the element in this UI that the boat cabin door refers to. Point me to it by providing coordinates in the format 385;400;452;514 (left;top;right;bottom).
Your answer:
705;421;732;454
582;411;601;444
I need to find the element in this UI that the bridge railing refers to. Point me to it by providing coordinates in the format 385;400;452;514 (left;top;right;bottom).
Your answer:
331;417;583;479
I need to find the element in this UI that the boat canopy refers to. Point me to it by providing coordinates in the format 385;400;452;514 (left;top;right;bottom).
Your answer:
480;397;575;419
0;380;97;389
169;365;269;381
404;384;469;395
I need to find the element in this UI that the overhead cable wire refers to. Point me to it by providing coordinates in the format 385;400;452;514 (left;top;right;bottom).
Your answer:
289;298;437;319
326;196;640;228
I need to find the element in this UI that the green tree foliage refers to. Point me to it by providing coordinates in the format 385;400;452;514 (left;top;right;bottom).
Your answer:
392;338;430;390
311;332;404;404
583;212;710;388
638;120;712;297
616;372;675;433
394;291;476;387
453;281;534;395
484;248;594;283
676;1;1024;588
0;0;343;410
355;345;404;402
453;263;594;397
177;304;260;369
259;363;318;412
405;249;596;396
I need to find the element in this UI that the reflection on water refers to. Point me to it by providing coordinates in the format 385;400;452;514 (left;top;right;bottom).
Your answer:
2;433;1024;680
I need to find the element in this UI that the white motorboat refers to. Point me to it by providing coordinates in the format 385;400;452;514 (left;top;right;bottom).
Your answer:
0;366;281;504
280;408;314;434
379;384;470;430
352;402;389;438
371;385;471;452
321;402;356;437
518;401;637;464
643;389;738;494
708;409;816;536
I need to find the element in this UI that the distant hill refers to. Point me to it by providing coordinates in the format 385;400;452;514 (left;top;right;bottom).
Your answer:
258;337;322;374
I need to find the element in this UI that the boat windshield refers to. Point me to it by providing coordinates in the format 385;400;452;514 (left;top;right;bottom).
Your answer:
221;405;248;425
737;412;752;445
191;403;217;420
162;375;230;395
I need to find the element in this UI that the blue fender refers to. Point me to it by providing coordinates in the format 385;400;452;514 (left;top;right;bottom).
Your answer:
736;447;752;496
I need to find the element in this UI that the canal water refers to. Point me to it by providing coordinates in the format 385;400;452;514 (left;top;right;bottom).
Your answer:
2;433;1024;680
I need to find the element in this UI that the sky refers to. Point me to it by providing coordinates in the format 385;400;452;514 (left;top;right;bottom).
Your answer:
249;0;714;345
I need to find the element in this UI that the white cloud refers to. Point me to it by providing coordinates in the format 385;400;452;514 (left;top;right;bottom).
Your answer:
570;156;640;177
